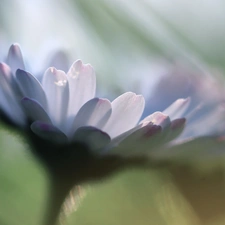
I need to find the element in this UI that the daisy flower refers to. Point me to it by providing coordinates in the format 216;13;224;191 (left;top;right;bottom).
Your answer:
0;44;187;157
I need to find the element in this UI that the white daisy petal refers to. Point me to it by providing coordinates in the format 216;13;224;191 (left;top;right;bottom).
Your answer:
67;60;96;117
21;97;51;123
71;98;112;134
141;112;170;129
42;67;69;131
163;98;190;120
103;92;145;138
31;121;67;144
16;69;47;109
73;126;111;153
6;44;25;74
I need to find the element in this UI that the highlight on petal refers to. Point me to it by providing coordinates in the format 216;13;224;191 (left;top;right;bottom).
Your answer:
163;98;190;120
67;60;96;118
42;67;69;130
73;126;111;153
141;112;170;129
16;69;47;109
21;97;51;123
103;92;145;138
31;121;67;144
6;43;25;74
71;98;112;134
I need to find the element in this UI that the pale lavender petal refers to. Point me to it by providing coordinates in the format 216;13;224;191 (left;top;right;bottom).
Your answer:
6;44;25;74
42;67;69;131
163;98;190;120
71;98;112;134
103;92;145;138
67;60;96;118
16;69;47;109
21;97;51;123
73;126;111;152
31;121;67;144
0;63;21;96
141;112;170;129
0;63;25;126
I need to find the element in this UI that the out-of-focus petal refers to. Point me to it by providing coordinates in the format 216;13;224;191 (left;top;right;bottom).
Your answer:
73;126;111;153
16;69;47;109
152;137;225;165
42;67;69;131
21;97;51;123
163;98;190;120
71;98;112;134
67;60;96;118
31;121;67;144
6;44;25;74
47;50;70;72
103;92;145;138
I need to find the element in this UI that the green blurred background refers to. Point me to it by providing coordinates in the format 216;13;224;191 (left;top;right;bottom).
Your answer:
1;1;225;224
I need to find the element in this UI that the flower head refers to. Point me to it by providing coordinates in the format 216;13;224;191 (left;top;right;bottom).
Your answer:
0;44;188;157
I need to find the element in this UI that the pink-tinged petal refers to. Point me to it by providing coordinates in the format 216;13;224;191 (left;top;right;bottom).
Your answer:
67;60;96;117
16;69;47;109
73;126;111;153
163;98;190;120
71;98;112;134
0;63;25;126
0;63;21;96
103;92;145;138
6;44;25;74
21;97;51;123
31;121;67;144
141;112;170;129
42;67;69;131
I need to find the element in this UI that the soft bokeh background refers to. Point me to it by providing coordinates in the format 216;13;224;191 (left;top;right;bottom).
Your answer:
1;1;225;225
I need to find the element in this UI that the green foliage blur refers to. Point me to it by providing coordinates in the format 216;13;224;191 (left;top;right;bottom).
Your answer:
1;1;225;225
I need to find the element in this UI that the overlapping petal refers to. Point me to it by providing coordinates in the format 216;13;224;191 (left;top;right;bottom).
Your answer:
71;98;112;134
103;92;145;138
16;69;47;109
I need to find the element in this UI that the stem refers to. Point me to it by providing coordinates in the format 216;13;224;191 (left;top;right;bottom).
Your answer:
42;176;75;225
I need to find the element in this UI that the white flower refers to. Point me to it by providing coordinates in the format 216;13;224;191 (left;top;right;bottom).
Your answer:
0;44;188;155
